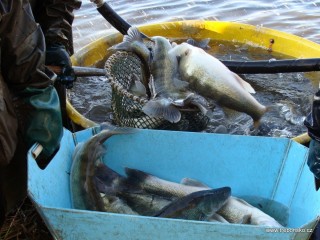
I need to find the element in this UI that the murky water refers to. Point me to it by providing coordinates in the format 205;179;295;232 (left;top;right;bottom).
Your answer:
69;0;320;137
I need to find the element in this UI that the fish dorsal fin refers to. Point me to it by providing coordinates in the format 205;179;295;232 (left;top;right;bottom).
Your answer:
124;26;143;43
186;38;211;49
232;197;254;207
180;177;210;188
232;72;256;94
197;38;211;49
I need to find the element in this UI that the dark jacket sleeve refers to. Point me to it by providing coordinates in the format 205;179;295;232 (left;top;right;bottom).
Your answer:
0;0;53;90
304;90;320;142
32;0;82;55
0;0;63;166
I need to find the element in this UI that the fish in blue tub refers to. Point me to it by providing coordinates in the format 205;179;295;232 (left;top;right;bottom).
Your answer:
169;42;268;128
70;126;137;211
153;187;231;221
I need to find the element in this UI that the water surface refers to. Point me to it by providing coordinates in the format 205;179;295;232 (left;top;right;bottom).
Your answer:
70;0;320;137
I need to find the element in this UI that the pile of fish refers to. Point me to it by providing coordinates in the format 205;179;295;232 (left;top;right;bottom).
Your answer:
109;26;268;128
70;126;285;228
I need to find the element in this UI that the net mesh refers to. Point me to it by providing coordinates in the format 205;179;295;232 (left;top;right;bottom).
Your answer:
105;51;209;132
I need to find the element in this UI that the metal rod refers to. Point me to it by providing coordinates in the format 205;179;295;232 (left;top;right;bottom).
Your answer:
31;143;44;159
91;1;320;73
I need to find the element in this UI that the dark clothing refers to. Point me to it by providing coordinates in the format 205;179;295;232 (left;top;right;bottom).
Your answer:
31;0;82;55
304;90;320;179
305;90;320;142
0;0;81;224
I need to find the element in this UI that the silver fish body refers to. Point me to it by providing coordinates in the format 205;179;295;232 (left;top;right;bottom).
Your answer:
217;196;283;227
125;168;209;198
154;187;231;220
169;42;268;127
142;36;185;123
95;163;172;216
100;194;139;215
143;36;212;123
118;191;173;216
181;176;283;227
70;127;137;211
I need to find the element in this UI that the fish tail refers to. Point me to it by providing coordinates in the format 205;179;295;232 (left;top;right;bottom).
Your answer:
142;99;181;123
186;38;211;49
95;127;139;145
253;119;261;129
253;105;271;129
108;26;144;51
126;26;144;43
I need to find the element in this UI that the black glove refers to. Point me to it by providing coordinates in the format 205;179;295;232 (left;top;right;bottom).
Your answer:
46;43;76;89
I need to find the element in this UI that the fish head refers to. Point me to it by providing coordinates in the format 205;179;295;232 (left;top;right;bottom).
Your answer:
199;187;231;217
168;42;194;63
151;36;172;53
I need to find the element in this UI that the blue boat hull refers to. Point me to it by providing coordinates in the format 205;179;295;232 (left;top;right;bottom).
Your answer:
28;127;319;239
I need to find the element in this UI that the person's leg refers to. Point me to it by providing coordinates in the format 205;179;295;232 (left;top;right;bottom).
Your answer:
0;136;28;221
0;183;6;228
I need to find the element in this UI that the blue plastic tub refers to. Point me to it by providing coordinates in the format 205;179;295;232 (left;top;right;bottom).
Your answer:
28;127;320;239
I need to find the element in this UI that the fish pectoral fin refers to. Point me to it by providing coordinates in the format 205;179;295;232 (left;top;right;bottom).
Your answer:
191;101;214;118
232;72;256;94
233;197;255;207
109;26;144;51
142;99;181;123
180;177;210;188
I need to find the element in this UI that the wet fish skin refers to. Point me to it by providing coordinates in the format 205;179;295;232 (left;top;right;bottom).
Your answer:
70;127;138;211
142;36;184;123
118;190;174;216
217;196;283;227
181;176;283;227
100;194;139;215
125;168;210;198
169;42;268;127
153;187;231;220
95;163;173;215
239;195;289;227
